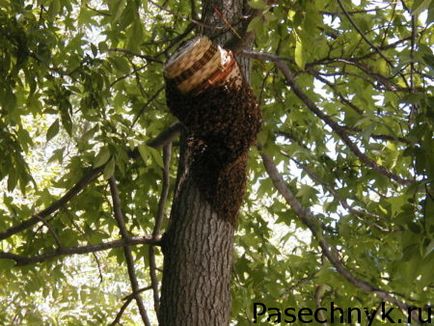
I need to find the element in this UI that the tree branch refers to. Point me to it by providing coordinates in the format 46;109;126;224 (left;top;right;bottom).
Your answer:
131;86;165;127
108;177;152;326
242;50;413;185
286;155;392;232
110;286;153;326
146;122;183;149
0;236;160;266
260;151;419;323
0;166;104;241
149;142;172;317
335;1;390;66
108;48;163;64
336;0;410;89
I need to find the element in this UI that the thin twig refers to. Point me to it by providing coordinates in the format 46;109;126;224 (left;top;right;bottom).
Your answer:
131;86;165;127
33;213;63;248
108;48;163;64
110;64;148;88
65;210;105;283
287;155;391;232
109;177;151;326
335;0;391;67
111;286;153;326
111;296;134;326
336;0;410;89
242;50;413;185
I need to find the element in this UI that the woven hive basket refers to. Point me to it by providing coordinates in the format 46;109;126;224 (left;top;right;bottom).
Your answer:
164;36;242;94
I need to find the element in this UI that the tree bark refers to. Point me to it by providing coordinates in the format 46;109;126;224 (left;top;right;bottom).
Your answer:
158;0;250;325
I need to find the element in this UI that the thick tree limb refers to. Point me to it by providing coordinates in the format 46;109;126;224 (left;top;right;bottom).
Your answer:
109;177;151;326
261;152;420;323
148;142;172;317
0;166;104;242
242;50;413;185
0;236;160;266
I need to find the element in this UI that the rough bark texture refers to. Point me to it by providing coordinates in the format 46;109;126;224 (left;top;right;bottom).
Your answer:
159;176;235;325
158;1;253;325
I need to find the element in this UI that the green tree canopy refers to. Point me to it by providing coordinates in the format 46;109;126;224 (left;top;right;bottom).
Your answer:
0;0;433;324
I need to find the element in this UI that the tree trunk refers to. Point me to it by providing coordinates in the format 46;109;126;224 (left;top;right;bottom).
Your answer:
158;0;251;325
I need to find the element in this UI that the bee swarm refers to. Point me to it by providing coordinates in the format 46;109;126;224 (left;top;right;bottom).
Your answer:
165;78;262;225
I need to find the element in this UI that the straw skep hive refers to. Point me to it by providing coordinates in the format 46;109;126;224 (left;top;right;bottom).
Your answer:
164;36;261;224
164;36;243;94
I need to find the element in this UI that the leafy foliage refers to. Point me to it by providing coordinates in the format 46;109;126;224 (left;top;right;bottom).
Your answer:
0;0;433;324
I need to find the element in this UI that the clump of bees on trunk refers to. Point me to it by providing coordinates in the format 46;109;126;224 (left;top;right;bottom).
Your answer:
164;36;261;224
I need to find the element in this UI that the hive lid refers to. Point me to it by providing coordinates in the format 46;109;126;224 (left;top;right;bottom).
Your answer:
164;36;213;79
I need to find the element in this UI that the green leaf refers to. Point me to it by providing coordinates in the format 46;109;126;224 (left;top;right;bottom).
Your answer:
0;259;16;270
48;0;61;19
248;0;268;10
138;144;149;163
94;147;111;168
296;184;318;204
110;0;126;22
46;119;60;141
103;157;115;180
110;56;131;74
294;35;304;69
428;1;434;23
149;147;164;168
247;16;262;34
412;0;432;16
425;239;434;258
127;21;144;51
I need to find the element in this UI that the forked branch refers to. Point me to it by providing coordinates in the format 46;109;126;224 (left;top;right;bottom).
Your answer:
109;177;152;326
242;50;413;186
260;152;419;323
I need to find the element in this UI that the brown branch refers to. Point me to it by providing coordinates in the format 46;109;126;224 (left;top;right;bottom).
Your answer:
260;151;419;323
307;69;363;114
146;122;183;149
242;50;413;185
0;166;104;241
148;142;172;317
108;177;151;326
131;86;165;127
159;23;195;56
85;4;110;16
283;71;411;145
108;48;163;64
336;0;410;89
287;155;391;232
110;286;153;326
318;58;402;92
0;236;160;266
33;212;63;248
153;143;172;236
110;64;148;88
335;1;391;66
308;37;412;66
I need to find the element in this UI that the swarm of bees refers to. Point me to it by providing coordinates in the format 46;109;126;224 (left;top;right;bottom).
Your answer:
165;77;262;224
